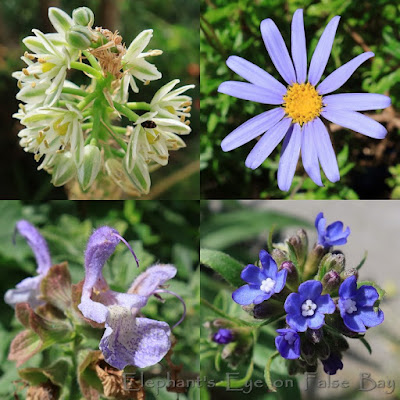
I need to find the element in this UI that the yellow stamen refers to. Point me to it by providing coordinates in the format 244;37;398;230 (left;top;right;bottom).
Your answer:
22;68;30;76
283;82;323;126
31;82;36;88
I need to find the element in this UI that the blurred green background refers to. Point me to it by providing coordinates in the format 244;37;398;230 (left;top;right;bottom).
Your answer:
0;200;199;400
0;0;199;200
200;0;400;199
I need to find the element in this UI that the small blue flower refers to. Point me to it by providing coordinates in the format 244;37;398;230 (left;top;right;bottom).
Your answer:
338;276;384;333
213;328;234;344
284;280;335;332
315;212;350;248
232;250;287;306
321;353;343;375
275;328;300;359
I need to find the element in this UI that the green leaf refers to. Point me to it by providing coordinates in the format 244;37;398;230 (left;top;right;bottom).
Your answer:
360;337;372;355
215;360;254;388
200;248;243;288
356;251;368;270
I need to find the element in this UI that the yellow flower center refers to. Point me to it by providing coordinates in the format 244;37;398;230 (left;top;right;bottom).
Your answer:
53;119;69;136
283;83;323;126
42;62;56;73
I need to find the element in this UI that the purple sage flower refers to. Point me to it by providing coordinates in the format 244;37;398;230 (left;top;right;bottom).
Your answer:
78;227;183;370
315;212;350;248
338;276;384;333
4;220;52;308
232;250;287;306
284;280;335;332
213;328;234;344
218;9;391;191
321;353;343;375
275;328;300;359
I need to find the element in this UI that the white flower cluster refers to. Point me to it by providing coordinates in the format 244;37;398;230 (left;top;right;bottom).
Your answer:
13;6;194;195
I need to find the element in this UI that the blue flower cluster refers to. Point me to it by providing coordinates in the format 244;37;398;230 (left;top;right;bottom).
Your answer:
232;213;383;375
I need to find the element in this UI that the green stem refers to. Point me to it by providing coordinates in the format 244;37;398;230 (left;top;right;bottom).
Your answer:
101;120;128;151
113;102;140;122
82;50;102;71
61;87;88;97
264;351;280;392
82;122;93;130
70;61;103;79
127;102;151;111
111;125;128;134
77;91;99;111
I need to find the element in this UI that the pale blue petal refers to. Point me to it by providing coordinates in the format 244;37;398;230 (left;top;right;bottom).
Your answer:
301;122;323;186
278;124;301;191
221;108;285;151
313;117;340;182
245;118;292;169
240;264;263;285
259;249;278;277
218;81;284;104
291;9;307;83
298;280;323;301
317;52;374;94
226;56;287;95
260;19;296;85
308;16;341;85
321;109;387;139
232;285;264;305
322;93;391;111
359;308;384;328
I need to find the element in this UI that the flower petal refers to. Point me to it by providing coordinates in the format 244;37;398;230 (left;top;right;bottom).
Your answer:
313;117;339;182
100;307;171;369
298;280;323;301
339;275;358;299
317;52;374;95
307;312;325;329
301;122;323;186
322;93;391;111
240;264;263;285
321;109;387;139
226;56;287;95
232;285;264;305
291;9;307;83
4;276;43;309
221;108;285;152
308;16;341;86
286;313;308;332
359;307;384;328
218;81;284;105
342;313;366;333
245;117;291;170
278;123;301;191
274;269;288;293
259;249;278;277
284;292;302;315
15;220;52;275
260;18;296;85
315;294;335;314
355;285;379;307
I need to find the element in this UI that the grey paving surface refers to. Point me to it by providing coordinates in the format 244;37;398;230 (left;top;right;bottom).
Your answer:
242;200;400;399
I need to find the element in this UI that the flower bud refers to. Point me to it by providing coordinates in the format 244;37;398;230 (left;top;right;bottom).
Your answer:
340;268;358;281
72;7;95;27
301;340;317;365
48;7;73;34
78;145;101;191
124;155;151;195
51;152;76;186
322;270;341;293
213;329;234;344
315;339;330;360
288;232;307;268
279;260;299;290
252;301;284;319
271;248;289;266
66;25;93;50
303;244;326;278
306;328;323;344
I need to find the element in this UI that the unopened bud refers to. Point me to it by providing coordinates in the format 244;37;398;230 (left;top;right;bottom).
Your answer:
315;339;330;360
288;229;308;270
271;248;289;266
66;25;93;49
340;268;358;281
78;145;101;191
51;152;76;186
279;260;299;290
306;328;323;344
322;270;341;293
303;244;326;278
213;328;234;344
72;7;95;27
301;340;317;365
252;301;283;319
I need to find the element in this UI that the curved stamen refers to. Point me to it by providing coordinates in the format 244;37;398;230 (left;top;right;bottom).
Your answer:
155;289;186;329
112;233;139;267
